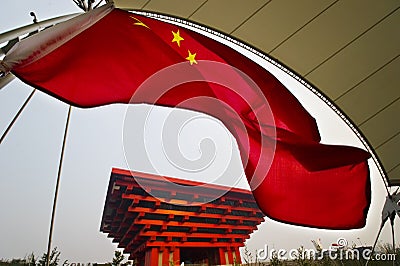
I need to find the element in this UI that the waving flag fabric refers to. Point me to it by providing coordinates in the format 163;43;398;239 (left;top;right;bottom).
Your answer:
0;4;371;229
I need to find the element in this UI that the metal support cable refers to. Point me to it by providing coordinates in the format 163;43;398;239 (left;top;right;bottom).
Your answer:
0;89;35;145
45;105;72;266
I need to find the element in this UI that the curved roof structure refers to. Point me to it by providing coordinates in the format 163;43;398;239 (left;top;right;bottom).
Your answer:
113;0;400;186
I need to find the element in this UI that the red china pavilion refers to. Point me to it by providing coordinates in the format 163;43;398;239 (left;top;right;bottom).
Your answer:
100;168;264;265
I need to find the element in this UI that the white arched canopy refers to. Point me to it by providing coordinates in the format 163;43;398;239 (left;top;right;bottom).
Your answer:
113;0;400;186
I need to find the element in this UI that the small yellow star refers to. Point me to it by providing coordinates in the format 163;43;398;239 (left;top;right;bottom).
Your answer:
186;50;197;65
171;30;184;47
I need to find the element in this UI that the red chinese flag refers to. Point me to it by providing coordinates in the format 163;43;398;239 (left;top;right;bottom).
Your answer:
0;4;371;229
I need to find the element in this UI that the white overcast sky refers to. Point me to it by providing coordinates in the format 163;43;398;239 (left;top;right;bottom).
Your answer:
0;0;399;264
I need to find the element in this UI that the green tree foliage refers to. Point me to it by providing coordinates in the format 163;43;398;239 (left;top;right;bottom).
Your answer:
25;253;37;266
37;247;61;266
111;251;124;266
293;246;313;266
269;250;283;266
378;243;400;266
0;248;63;266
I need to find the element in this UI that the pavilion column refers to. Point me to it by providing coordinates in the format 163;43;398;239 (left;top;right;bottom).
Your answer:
227;248;234;265
172;247;180;265
233;247;241;264
145;248;159;266
162;247;170;266
219;248;226;265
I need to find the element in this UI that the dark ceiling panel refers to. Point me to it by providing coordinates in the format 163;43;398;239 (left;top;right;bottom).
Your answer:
306;9;400;100
360;99;400;148
189;0;268;33
232;0;336;52
336;56;400;125
271;0;399;75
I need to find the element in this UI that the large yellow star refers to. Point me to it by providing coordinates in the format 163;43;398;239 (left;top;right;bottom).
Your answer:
186;50;197;65
171;30;184;47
